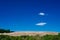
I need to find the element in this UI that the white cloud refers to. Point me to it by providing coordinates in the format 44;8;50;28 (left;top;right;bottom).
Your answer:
39;13;45;16
36;22;47;26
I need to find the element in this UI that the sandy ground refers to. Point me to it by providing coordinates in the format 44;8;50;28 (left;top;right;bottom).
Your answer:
0;31;58;36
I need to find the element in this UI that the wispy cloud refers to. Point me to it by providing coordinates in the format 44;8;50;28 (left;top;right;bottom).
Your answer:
36;22;47;26
39;13;45;16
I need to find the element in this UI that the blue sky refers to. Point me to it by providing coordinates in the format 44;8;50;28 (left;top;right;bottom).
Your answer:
0;0;60;32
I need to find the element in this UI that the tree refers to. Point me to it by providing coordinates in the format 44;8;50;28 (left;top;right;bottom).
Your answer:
0;29;14;33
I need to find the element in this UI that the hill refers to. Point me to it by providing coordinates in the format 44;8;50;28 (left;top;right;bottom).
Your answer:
0;31;58;36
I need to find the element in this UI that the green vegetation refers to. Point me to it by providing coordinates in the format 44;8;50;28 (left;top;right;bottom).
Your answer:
0;29;14;33
0;34;60;40
0;29;60;40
